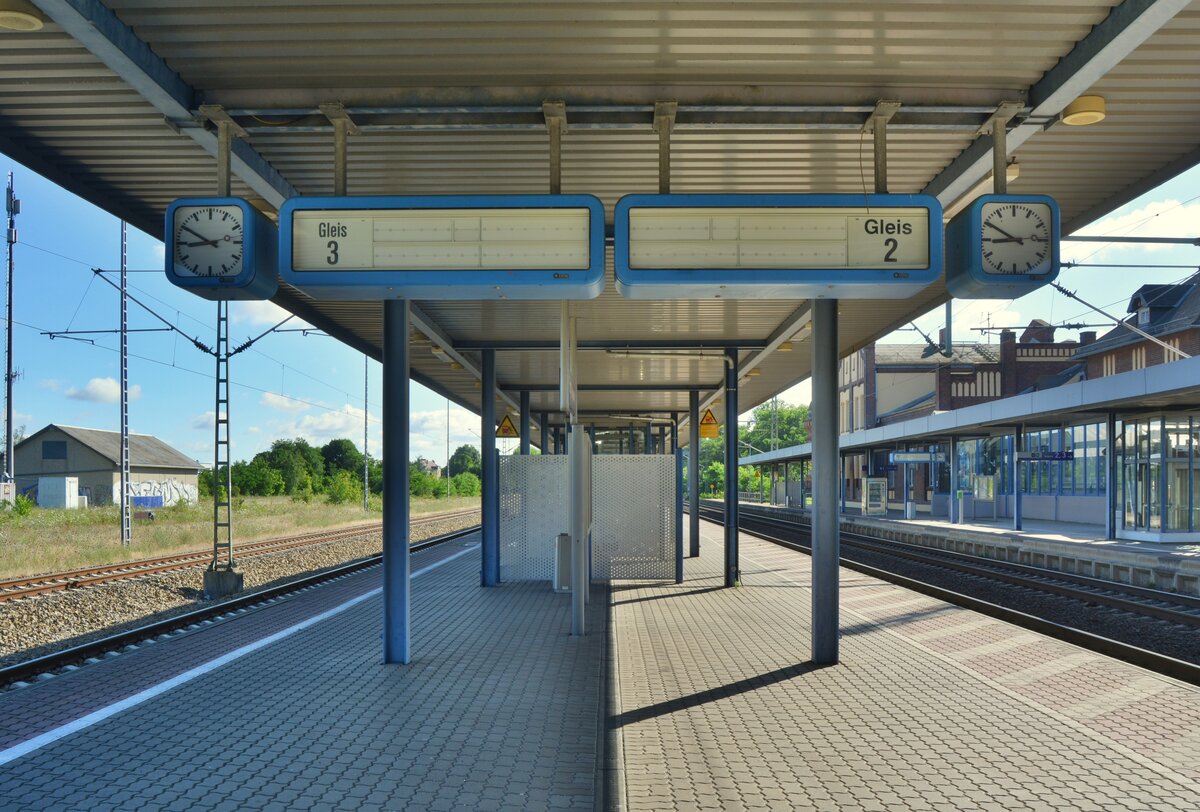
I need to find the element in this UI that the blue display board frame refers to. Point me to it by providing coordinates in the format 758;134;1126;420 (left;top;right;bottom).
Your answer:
277;194;606;300
613;193;943;299
945;193;1061;299
164;197;278;301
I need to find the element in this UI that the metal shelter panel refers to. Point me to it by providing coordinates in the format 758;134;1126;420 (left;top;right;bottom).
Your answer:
498;454;568;583
591;455;676;582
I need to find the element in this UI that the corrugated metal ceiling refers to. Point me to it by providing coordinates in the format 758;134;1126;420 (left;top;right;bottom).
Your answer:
3;0;1197;434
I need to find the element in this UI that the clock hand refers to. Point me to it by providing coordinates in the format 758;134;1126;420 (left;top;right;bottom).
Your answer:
180;224;215;243
984;221;1023;244
181;238;221;247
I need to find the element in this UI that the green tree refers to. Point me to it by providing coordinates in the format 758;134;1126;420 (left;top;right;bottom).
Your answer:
232;457;285;496
700;461;725;496
451;471;481;497
265;438;325;495
409;462;441;498
326;469;363;504
448;444;481;478
741;402;809;455
320;438;363;476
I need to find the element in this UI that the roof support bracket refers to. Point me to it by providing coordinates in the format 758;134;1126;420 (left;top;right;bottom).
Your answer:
319;103;359;196
654;101;678;194
199;105;250;197
543;101;568;194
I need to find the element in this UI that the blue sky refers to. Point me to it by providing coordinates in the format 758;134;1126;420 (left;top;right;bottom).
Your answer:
4;154;1198;465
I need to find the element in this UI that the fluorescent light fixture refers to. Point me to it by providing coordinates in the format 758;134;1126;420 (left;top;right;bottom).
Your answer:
943;160;1021;220
776;341;793;352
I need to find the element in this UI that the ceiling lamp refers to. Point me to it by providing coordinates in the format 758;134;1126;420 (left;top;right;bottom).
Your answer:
0;1;44;31
776;341;793;352
449;361;463;370
1061;95;1106;126
748;368;761;376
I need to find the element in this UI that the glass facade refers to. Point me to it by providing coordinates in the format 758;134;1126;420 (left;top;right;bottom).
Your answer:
1119;414;1200;535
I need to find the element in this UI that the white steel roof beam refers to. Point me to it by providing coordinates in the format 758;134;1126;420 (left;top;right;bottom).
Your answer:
923;0;1190;211
30;0;296;209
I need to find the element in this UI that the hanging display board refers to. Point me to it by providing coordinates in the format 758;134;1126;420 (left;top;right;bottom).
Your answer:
614;193;943;299
278;194;606;300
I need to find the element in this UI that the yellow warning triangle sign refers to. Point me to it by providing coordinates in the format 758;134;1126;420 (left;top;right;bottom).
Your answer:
700;409;719;426
496;414;520;438
699;408;720;438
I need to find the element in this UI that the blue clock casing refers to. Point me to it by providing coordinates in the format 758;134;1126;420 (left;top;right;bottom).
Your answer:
165;197;278;300
945;194;1060;299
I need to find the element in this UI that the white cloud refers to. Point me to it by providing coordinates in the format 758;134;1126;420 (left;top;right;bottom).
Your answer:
260;392;312;413
65;377;141;404
38;378;63;392
191;411;215;430
247;425;262;434
232;300;312;329
409;406;482;466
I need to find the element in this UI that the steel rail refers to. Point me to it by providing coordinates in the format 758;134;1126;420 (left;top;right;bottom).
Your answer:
0;525;480;688
694;506;1200;686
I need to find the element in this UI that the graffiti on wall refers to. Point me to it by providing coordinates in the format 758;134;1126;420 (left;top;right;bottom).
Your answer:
127;479;198;506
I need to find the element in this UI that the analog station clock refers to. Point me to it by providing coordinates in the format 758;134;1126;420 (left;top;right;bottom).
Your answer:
165;197;278;300
946;194;1060;299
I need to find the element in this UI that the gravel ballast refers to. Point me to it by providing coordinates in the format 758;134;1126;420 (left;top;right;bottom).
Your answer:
0;514;478;669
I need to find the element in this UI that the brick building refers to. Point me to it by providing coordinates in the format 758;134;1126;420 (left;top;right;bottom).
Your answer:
838;319;1086;433
1073;282;1200;377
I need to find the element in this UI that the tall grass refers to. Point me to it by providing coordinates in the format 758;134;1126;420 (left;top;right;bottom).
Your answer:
0;495;480;579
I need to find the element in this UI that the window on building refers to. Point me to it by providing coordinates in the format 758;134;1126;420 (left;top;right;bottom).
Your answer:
42;440;67;460
1137;305;1150;326
1132;346;1147;371
1102;354;1116;377
1166;336;1183;362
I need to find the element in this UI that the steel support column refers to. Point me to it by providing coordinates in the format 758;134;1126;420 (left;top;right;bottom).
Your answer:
689;391;700;557
1105;413;1117;540
949;437;959;524
724;348;739;587
628;424;635;454
811;298;839;665
569;422;587;635
645;424;653;455
675;448;684;583
382;300;411;664
519;391;531;455
538;412;548;453
481;350;499;586
1013;427;1024;532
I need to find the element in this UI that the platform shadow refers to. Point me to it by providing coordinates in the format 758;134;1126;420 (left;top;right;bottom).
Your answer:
611;659;828;728
609;584;728;606
839;604;956;637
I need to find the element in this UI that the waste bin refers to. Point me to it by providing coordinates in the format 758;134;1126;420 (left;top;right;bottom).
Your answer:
553;533;572;592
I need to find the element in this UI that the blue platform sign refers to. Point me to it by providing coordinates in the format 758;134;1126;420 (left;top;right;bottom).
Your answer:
613;193;943;299
278;195;606;300
1018;450;1075;461
945;194;1060;299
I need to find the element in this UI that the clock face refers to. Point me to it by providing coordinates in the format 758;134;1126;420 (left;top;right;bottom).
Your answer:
980;201;1052;275
173;205;244;277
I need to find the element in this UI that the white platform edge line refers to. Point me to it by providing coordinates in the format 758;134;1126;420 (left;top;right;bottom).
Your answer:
0;543;479;768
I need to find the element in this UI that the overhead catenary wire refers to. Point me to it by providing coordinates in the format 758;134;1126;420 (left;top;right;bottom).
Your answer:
1048;281;1192;360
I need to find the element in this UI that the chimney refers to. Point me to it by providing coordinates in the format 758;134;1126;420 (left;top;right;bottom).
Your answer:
1000;329;1016;345
1080;331;1097;346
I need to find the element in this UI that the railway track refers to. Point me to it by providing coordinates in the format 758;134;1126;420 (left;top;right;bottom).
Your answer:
0;508;479;603
0;524;481;688
695;505;1200;685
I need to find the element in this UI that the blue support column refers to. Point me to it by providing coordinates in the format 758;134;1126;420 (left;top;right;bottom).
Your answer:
724;347;739;587
538;412;548;452
658;425;666;454
1105;413;1117;540
519;391;531;455
628;424;635;454
949;437;959;524
481;350;500;586
1013;425;1023;531
811;298;839;665
675;448;684;583
645;424;653;455
618;434;624;454
671;413;678;453
689;392;700;557
382;300;411;664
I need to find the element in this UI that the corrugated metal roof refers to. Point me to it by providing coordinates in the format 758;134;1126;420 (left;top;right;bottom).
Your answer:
19;424;202;470
3;1;1197;432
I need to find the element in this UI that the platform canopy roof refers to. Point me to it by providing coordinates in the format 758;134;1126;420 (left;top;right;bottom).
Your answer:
4;1;1200;444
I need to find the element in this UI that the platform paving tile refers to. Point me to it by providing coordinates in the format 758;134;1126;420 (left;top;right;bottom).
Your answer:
0;546;604;810
610;519;1200;811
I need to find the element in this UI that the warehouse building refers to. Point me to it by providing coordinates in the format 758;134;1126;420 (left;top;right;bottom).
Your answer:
13;424;201;507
